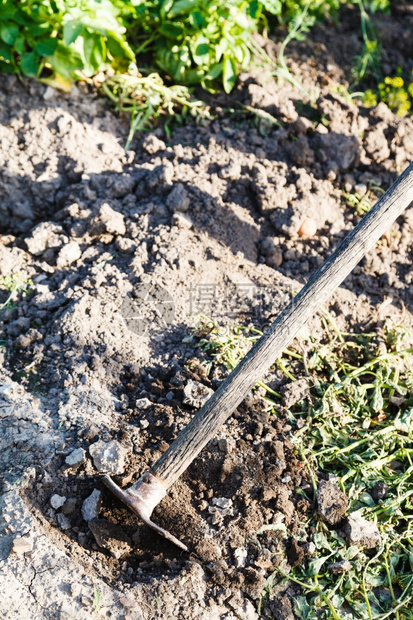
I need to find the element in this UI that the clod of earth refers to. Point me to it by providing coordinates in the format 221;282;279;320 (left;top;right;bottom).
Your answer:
343;511;382;549
316;479;349;525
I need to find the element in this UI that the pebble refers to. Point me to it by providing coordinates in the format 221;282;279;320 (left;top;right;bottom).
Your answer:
135;398;151;409
266;251;283;268
172;212;193;229
65;447;86;468
56;513;71;530
56;241;81;268
233;547;248;568
297;217;318;238
50;494;66;510
89;440;126;475
183;380;213;408
327;559;352;574
343;511;381;549
118;597;137;609
81;489;102;522
12;536;33;555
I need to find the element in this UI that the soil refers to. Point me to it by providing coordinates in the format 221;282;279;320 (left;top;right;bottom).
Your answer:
1;4;413;619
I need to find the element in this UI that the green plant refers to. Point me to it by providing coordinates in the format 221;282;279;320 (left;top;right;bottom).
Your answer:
193;315;413;619
101;71;208;147
351;0;382;86
364;73;413;117
0;0;135;84
342;182;384;216
0;274;32;311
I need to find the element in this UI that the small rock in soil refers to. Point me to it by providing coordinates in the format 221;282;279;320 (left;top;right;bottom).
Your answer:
12;536;33;555
281;378;309;408
89;439;126;475
234;547;248;568
118;596;137;609
89;203;126;237
286;539;305;567
89;519;132;559
371;481;389;502
317;479;348;525
183;380;214;408
81;488;102;522
50;494;66;510
172;212;193;229
56;241;81;268
56;513;71;530
327;559;352;574
65;447;86;468
166;183;190;212
343;511;381;549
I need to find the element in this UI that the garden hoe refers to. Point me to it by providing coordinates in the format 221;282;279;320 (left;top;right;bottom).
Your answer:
103;163;413;552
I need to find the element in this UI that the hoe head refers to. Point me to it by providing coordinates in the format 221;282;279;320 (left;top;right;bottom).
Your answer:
102;473;188;552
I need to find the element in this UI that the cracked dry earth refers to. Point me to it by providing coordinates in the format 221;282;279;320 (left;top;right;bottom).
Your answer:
1;7;413;619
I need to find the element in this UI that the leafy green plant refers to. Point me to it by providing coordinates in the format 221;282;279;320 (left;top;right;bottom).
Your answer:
342;182;384;216
364;73;413;117
0;0;135;84
101;71;208;147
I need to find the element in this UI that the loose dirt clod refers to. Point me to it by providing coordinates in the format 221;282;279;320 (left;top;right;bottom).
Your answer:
343;511;382;549
316;479;349;525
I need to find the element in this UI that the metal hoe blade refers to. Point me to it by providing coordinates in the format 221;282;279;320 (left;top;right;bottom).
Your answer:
102;473;188;551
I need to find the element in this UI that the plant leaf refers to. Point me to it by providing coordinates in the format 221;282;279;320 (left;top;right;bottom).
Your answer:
20;51;39;77
34;38;58;56
222;55;236;93
63;20;83;46
1;23;19;46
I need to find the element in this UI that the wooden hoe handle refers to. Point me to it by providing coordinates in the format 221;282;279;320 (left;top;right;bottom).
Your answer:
103;162;413;551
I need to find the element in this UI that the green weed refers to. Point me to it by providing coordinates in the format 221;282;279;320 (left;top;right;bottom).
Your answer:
101;71;208;148
193;315;413;619
342;182;384;216
364;72;413;117
0;274;32;311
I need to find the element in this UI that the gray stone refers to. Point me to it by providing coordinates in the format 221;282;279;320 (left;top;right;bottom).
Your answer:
56;513;71;530
166;183;190;212
81;489;102;522
183;380;213;408
50;494;66;510
172;212;193;229
56;241;81;268
317;479;348;525
65;448;86;468
12;536;33;555
89;440;126;475
327;559;352;574
343;511;381;549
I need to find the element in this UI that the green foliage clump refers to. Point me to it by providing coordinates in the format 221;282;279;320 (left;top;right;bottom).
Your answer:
0;0;135;84
364;73;413;117
122;0;263;93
